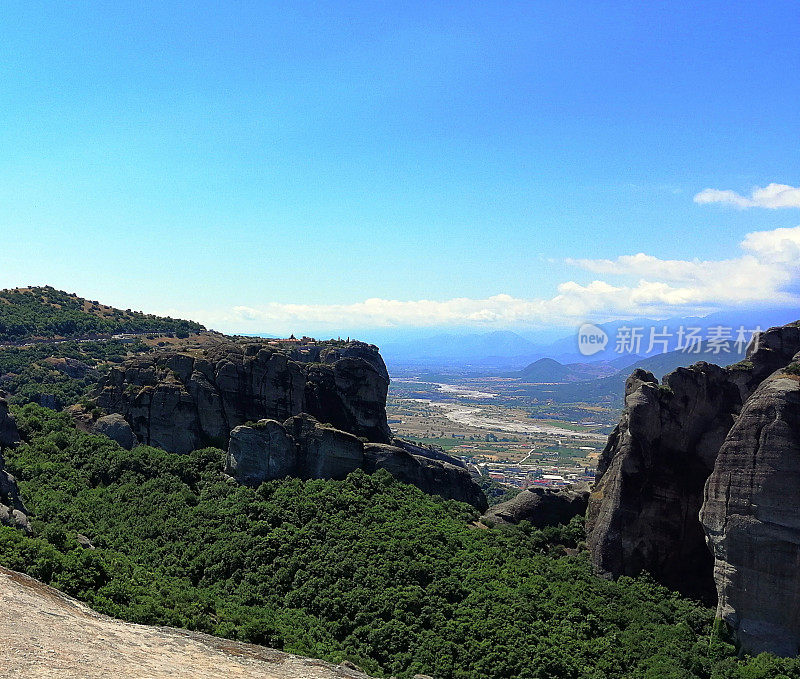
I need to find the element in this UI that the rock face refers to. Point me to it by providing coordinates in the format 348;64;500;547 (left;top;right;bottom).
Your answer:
701;361;800;656
0;395;20;449
92;414;138;450
587;363;743;602
95;340;391;455
226;418;488;510
364;442;487;510
0;395;29;533
42;356;98;379
588;320;800;654
483;482;590;528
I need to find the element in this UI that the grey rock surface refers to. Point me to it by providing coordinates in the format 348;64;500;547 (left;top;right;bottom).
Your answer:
95;340;391;455
286;414;365;480
0;396;20;449
92;413;138;450
0;394;28;533
586;363;742;602
364;443;488;510
483;482;589;528
587;320;800;653
701;365;800;656
226;419;487;509
227;420;296;486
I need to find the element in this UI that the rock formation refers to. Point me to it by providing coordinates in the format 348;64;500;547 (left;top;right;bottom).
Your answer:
588;321;800;654
0;394;20;449
226;417;488;510
94;340;391;455
701;358;800;656
586;363;742;602
0;395;29;533
483;482;590;528
363;442;487;510
91;413;139;450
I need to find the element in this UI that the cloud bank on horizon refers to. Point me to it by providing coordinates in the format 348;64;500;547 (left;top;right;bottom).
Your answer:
222;220;800;333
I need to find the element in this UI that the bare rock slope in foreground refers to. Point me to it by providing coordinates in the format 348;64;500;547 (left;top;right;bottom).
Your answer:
0;566;372;679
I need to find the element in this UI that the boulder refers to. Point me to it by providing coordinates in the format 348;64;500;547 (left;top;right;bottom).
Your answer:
285;414;364;480
92;414;138;450
483;482;590;528
95;340;391;455
226;420;296;487
701;362;800;656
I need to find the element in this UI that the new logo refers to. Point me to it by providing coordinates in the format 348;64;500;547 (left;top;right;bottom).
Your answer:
577;323;608;356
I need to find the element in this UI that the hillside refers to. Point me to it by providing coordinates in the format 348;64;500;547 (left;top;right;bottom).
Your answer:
2;288;799;676
515;345;745;406
0;403;762;679
515;357;578;382
0;286;204;342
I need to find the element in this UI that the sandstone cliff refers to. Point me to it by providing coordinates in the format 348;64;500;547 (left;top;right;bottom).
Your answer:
586;364;742;602
701;358;800;656
226;416;488;510
94;340;391;454
588;321;800;654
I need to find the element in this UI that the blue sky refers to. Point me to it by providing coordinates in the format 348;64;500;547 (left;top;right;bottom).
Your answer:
1;2;799;336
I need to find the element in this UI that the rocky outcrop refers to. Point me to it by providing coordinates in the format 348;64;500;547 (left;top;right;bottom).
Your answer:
227;419;297;487
226;418;488;510
0;395;20;449
0;395;28;533
483;482;590;528
42;356;98;379
701;361;800;656
364;442;487;510
588;321;800;653
91;413;138;450
94;340;391;455
586;364;742;602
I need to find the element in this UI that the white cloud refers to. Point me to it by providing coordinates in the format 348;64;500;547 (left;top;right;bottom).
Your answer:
198;225;800;333
694;183;800;209
741;225;800;263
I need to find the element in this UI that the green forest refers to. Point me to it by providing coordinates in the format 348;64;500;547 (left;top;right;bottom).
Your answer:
0;286;203;341
2;404;798;679
0;338;147;409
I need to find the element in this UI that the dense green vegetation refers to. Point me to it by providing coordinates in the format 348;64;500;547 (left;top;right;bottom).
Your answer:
0;339;147;409
3;405;799;679
0;286;203;341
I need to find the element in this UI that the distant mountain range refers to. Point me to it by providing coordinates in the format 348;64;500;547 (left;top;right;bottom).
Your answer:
379;308;800;372
511;344;748;406
379;330;540;369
